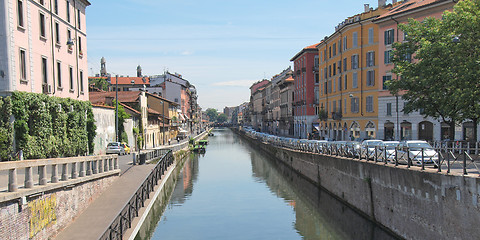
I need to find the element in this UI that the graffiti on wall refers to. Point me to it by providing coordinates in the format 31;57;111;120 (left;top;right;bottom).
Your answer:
29;194;57;238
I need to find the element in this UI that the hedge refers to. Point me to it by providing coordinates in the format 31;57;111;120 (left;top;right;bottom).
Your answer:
0;91;96;161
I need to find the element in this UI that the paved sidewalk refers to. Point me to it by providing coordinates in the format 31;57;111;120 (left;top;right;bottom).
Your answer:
54;164;156;240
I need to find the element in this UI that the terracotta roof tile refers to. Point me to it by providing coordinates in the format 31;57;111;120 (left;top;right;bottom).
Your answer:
376;0;447;20
89;91;142;105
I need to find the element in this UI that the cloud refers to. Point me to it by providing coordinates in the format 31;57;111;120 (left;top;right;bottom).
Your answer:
212;80;258;87
181;51;194;56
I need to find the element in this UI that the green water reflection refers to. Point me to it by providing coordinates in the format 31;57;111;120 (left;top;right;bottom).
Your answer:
144;128;399;240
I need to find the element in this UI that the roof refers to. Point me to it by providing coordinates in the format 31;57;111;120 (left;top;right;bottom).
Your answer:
110;76;150;85
89;91;142;105
285;76;294;82
144;92;179;106
290;42;322;61
119;102;140;115
376;0;450;21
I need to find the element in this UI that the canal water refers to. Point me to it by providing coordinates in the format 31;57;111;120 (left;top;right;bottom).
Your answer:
142;128;399;240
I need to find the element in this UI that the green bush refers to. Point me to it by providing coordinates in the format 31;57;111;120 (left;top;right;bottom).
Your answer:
0;91;96;160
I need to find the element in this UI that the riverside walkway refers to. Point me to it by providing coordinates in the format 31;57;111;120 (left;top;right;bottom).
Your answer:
54;131;207;240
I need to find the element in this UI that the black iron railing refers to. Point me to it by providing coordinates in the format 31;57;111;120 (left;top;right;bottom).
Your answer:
100;149;173;240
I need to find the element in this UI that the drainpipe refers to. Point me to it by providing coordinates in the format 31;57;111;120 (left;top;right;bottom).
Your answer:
359;21;364;117
73;0;80;98
391;16;400;140
49;0;56;94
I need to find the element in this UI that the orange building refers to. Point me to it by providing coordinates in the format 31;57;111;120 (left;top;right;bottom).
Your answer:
317;3;392;140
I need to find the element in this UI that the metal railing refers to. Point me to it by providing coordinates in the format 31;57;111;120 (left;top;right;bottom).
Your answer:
242;129;480;176
100;149;173;240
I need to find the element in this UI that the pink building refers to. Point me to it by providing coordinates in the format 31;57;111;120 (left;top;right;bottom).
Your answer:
290;42;321;139
0;0;90;101
374;0;455;141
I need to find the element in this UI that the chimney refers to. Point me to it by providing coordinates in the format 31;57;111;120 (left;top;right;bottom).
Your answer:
364;4;370;12
378;0;387;7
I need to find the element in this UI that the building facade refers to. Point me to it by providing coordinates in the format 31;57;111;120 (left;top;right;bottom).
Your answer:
0;0;90;100
318;2;392;141
291;43;320;139
374;0;459;141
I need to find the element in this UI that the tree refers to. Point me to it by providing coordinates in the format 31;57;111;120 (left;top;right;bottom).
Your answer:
216;113;227;123
387;0;480;141
113;100;131;142
206;108;218;122
89;77;110;91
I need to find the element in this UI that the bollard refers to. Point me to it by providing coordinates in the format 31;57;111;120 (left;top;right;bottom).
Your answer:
132;153;137;165
139;153;146;165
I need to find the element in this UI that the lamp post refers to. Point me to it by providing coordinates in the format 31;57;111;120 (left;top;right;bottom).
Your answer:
115;74;119;142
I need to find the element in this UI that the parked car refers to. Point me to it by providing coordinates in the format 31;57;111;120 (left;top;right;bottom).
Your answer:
361;140;384;160
106;142;125;155
121;142;131;154
398;140;438;165
380;141;400;162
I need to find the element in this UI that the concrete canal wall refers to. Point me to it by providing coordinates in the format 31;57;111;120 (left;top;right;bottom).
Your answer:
236;129;480;240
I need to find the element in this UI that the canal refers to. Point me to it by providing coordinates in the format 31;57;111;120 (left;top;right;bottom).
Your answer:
137;128;400;240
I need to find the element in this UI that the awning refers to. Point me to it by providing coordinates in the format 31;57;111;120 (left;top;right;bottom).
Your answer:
313;123;320;131
178;113;185;121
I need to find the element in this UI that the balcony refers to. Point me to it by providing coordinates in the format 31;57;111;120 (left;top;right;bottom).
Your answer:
332;112;342;120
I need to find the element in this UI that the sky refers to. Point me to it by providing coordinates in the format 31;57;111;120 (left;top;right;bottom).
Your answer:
86;0;387;111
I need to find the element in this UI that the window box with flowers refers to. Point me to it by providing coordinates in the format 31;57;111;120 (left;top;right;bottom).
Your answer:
79;50;83;57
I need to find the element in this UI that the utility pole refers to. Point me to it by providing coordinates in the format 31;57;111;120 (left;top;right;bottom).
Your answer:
115;74;119;142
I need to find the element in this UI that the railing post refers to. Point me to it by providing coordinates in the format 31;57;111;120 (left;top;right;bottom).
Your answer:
395;147;398;167
71;162;78;179
437;150;442;172
447;150;451;174
93;160;98;174
61;163;68;181
39;165;47;185
98;159;104;173
25;167;33;188
8;169;18;192
463;151;468;175
51;164;59;183
421;148;425;171
115;157;119;170
79;161;86;177
86;161;93;176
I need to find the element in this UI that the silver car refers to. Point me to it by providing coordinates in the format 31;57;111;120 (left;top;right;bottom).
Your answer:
398;140;438;165
106;142;125;155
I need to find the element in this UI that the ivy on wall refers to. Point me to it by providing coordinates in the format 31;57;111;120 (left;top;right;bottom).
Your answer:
0;96;13;160
0;91;96;161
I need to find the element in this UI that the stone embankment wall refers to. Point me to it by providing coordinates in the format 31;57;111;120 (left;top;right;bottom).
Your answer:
236;130;480;240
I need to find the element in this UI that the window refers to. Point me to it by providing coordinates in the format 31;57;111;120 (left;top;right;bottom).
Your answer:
39;12;46;38
328;80;332;93
333;43;337;56
80;71;84;93
78;37;82;53
55;22;60;44
328;65;331;77
352;72;358;88
367;70;375;86
39;0;44;4
383;75;392;90
351;54;359;69
385;29;394;45
77;9;81;29
54;0;58;14
344;75;348;90
42;57;47;84
333;100;337;112
69;66;74;91
338;40;342;53
343;36;348;50
368;27;374;44
344;98;347;113
67;29;72;50
329;46;332;58
384;50;393;64
351;97;359;113
387;103;392;116
338;77;342;91
19;49;26;80
343;58;347;72
57;61;62;88
17;0;24;28
333;77;336;92
324;67;327;79
66;1;70;22
366;96;374;112
352;32;358;47
314;55;319;68
315;73;319;84
338;60;341;74
366;51;375;67
332;63;336;76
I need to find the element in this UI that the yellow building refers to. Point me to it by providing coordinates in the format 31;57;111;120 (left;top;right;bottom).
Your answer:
317;4;392;140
